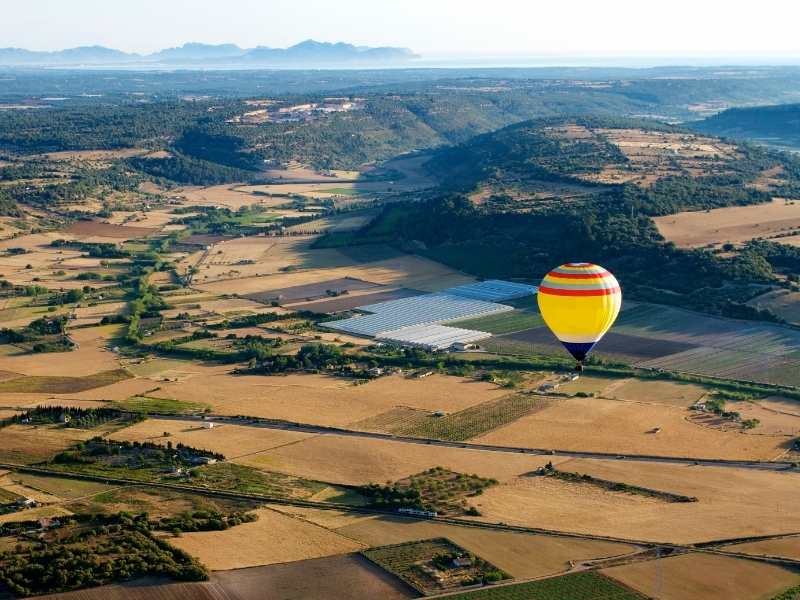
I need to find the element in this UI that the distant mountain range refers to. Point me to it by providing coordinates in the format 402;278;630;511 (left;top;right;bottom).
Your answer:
0;40;419;67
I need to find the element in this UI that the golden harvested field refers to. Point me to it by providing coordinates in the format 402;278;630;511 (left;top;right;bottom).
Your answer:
725;399;800;436
0;328;120;377
9;397;109;410
0;505;73;525
0;423;113;464
474;458;800;543
0;472;63;503
146;372;508;427
602;552;800;600
654;198;800;248
286;210;379;234
179;184;284;210
238;433;558;485
109;419;314;459
192;237;359;283
196;254;473;295
301;511;638;579
9;472;113;500
65;220;155;241
168;507;364;570
262;164;360;181
474;396;785;460
600;379;708;407
726;535;800;560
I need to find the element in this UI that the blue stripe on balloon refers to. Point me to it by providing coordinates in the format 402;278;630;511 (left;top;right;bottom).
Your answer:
561;341;596;362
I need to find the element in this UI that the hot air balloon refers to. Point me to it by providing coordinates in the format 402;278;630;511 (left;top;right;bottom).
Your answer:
537;262;621;371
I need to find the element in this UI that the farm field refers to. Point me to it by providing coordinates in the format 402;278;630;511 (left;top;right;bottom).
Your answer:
65;220;156;241
0;368;130;394
317;512;638;579
748;289;800;326
42;553;416;600
109;419;314;460
290;287;421;313
194;253;474;296
286;209;380;234
238;433;558;486
0;423;112;464
473;458;800;543
616;303;800;387
362;538;508;594
142;372;510;427
602;552;800;600
190;236;365;283
244;275;383;304
492;327;697;363
436;572;647;600
168;507;364;570
9;472;114;500
0;333;122;378
726;535;800;560
353;393;551;441
451;310;543;335
474;396;786;460
654;198;800;248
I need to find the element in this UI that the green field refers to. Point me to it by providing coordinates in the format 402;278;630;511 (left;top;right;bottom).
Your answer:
440;572;647;600
0;488;21;504
190;462;329;499
451;310;543;335
112;395;212;415
12;473;114;499
357;394;549;441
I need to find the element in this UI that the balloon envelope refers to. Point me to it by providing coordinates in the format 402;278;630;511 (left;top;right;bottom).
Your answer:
537;262;622;362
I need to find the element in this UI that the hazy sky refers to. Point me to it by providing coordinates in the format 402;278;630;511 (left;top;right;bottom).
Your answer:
3;0;799;58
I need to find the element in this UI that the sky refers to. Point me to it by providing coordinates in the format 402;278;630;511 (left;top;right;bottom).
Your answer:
2;0;799;60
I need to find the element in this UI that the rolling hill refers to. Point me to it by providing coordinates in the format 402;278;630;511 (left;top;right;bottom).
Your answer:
693;103;800;150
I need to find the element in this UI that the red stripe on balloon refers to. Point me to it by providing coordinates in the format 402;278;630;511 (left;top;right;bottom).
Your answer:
538;286;621;296
547;271;608;279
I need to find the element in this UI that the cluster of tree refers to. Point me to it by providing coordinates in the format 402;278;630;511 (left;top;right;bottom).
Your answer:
207;310;320;329
0;101;215;152
53;436;224;469
0;406;143;429
242;342;349;374
0;315;73;353
156;510;257;535
129;153;255;185
50;239;130;258
693;103;800;145
357;483;429;512
0;512;207;597
126;273;168;342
